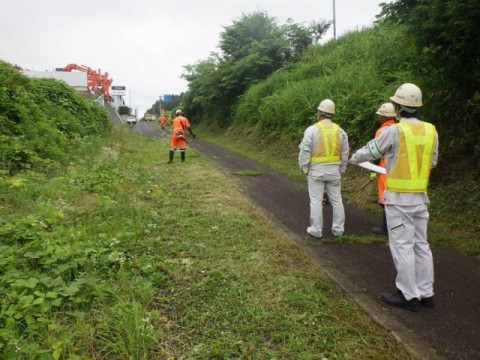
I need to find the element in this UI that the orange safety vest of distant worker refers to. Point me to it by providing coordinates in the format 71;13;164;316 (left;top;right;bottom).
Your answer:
159;115;166;127
170;115;191;149
375;119;395;203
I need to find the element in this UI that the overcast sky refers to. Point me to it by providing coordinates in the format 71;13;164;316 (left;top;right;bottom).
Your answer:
1;0;384;116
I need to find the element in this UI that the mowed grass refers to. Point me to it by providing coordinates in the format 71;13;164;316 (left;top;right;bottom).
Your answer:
0;127;411;359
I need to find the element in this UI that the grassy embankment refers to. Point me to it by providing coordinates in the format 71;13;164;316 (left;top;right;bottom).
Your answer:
1;126;412;359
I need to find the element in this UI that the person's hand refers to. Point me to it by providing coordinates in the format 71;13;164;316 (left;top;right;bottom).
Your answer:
348;154;359;165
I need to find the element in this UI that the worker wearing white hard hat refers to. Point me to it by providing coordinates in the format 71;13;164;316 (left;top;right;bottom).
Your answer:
371;102;397;235
349;83;439;312
168;109;196;164
298;99;350;239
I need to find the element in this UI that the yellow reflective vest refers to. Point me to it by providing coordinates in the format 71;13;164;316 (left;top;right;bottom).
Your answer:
386;121;436;193
311;121;341;163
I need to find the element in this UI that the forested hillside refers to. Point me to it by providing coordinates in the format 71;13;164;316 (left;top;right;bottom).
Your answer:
181;0;480;169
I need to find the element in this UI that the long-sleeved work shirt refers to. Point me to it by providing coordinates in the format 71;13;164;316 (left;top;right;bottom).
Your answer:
298;119;350;177
350;118;439;206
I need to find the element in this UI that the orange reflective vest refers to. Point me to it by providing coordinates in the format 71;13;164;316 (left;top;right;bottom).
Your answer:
310;121;341;163
386;121;436;193
171;116;190;138
375;119;395;203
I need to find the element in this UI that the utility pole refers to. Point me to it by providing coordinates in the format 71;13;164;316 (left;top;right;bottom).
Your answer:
158;95;162;115
333;0;337;39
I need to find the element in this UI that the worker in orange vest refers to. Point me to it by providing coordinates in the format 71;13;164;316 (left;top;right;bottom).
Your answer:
349;83;438;312
371;102;397;235
159;114;166;130
168;109;196;164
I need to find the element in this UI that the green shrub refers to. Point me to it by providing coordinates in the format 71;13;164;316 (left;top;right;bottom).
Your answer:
0;61;112;174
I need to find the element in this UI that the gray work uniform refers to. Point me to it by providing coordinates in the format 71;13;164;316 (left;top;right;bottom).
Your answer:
298;119;350;238
349;118;439;301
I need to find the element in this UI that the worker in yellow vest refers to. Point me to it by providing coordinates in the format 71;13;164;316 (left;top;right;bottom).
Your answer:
298;99;350;239
349;83;439;312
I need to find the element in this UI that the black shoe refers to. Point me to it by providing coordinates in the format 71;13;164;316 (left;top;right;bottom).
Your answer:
420;296;435;308
167;161;173;164
382;292;420;312
371;226;388;235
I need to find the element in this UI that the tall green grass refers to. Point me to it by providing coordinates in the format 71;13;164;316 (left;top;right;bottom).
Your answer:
234;24;416;148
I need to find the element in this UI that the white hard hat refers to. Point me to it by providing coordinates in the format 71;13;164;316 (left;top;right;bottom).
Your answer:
376;102;396;118
175;109;183;115
317;99;335;115
390;83;422;112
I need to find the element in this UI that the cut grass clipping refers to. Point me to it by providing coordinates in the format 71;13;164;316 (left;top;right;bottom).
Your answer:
233;169;264;176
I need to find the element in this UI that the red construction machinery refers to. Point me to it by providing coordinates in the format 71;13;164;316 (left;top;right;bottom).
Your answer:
60;63;113;101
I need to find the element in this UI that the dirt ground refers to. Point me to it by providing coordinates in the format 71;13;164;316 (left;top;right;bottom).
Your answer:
130;123;480;360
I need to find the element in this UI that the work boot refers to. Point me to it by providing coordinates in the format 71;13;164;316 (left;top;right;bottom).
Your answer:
420;296;435;308
371;226;388;235
168;150;174;163
382;291;420;312
180;151;185;162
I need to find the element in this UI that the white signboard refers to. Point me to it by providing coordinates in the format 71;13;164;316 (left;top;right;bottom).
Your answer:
110;86;126;96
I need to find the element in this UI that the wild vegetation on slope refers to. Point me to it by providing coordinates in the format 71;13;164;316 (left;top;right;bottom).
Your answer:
181;0;480;168
0;61;112;175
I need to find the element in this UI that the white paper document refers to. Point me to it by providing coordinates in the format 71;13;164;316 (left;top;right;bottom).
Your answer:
357;162;386;175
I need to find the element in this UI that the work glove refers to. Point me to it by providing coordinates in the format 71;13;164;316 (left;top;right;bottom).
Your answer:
370;172;377;180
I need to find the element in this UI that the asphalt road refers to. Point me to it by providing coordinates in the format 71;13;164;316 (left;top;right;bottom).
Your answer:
128;122;480;360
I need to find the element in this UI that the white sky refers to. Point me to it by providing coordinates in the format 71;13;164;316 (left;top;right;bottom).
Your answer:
0;0;384;116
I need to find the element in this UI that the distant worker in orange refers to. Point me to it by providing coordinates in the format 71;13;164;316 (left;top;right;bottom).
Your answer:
371;102;397;235
159;114;166;130
168;109;196;164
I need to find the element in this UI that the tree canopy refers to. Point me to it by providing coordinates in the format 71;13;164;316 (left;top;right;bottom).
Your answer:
181;11;330;125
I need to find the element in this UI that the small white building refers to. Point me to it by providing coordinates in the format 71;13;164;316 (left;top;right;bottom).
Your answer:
23;70;88;93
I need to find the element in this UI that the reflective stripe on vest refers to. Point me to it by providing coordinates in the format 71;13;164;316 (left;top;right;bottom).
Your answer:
310;122;341;163
386;122;435;193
